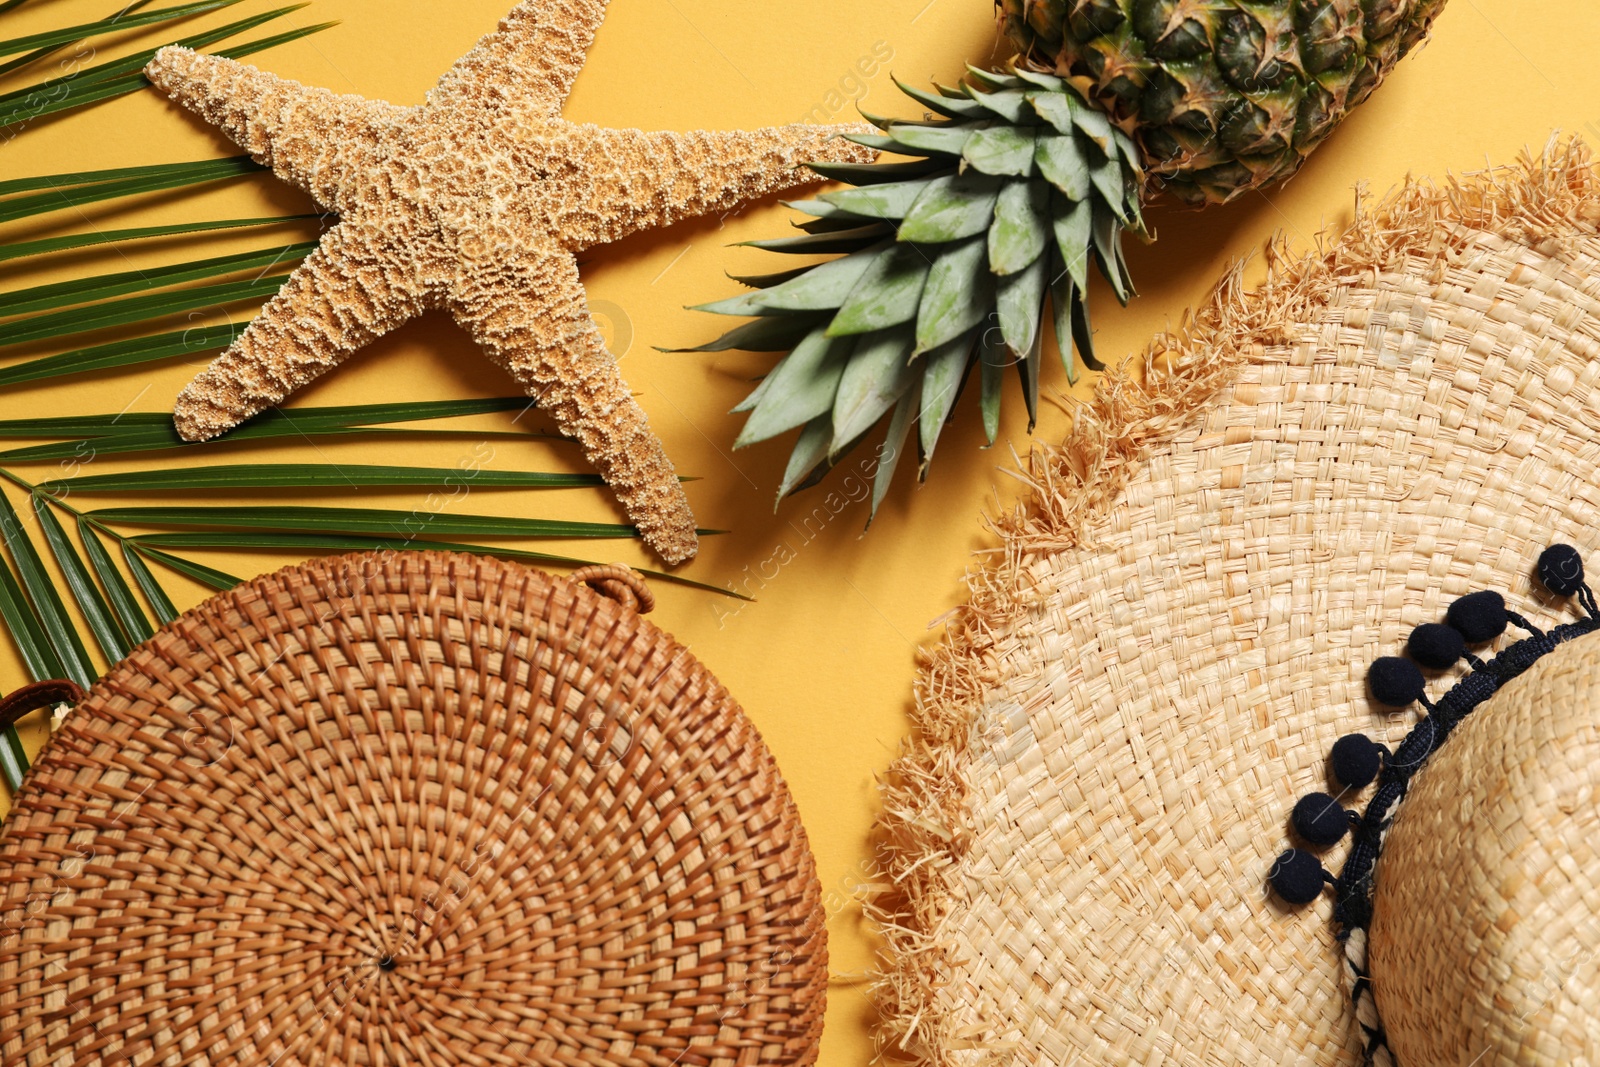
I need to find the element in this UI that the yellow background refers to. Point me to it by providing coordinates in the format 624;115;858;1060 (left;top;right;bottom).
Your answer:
1;1;1596;1063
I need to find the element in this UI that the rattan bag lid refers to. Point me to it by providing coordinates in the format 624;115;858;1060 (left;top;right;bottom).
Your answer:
0;551;827;1067
870;141;1600;1067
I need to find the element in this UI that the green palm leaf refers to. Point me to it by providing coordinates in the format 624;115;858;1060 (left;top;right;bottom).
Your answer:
79;518;152;643
0;3;281;94
0;547;63;685
131;545;241;590
127;533;750;599
0;413;186;436
0;323;249;387
0;1;157;79
90;505;643;541
0;6;329;128
0;722;25;795
0;157;264;223
0;399;544;461
121;541;177;625
0;489;93;688
11;18;337;126
0;0;240;58
0;498;61;789
0;399;526;438
0;214;319;264
0;426;542;461
0;271;294;346
191;17;332;61
0;545;53;788
42;463;605;493
32;495;129;661
0;242;316;316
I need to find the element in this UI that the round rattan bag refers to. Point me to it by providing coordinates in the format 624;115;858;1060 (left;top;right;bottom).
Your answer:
0;551;826;1067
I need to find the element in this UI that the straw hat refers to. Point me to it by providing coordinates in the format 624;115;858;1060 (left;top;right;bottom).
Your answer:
0;552;827;1067
870;139;1600;1067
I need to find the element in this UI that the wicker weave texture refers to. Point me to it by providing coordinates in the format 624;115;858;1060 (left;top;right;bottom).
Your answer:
0;551;826;1067
874;147;1600;1067
1370;629;1600;1066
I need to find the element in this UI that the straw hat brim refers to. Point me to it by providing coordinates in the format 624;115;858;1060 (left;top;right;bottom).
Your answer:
0;551;827;1067
870;139;1600;1066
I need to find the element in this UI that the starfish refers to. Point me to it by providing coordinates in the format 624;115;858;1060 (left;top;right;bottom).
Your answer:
143;0;876;564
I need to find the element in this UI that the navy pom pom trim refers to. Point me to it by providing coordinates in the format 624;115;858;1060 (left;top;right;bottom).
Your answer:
1539;543;1586;599
1292;793;1353;847
1367;657;1425;708
1270;849;1331;906
1407;623;1463;670
1330;734;1384;790
1267;546;1600;1067
1445;589;1507;644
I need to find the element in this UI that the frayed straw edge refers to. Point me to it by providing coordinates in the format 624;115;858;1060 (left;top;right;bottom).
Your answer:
865;135;1600;1067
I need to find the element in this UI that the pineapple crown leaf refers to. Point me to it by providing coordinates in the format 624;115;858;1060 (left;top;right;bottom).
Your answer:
964;86;1033;125
855;108;899;132
692;66;1148;517
889;74;990;121
964;63;1016;91
727;266;814;290
841;131;928;155
803;158;944;185
735;226;888;256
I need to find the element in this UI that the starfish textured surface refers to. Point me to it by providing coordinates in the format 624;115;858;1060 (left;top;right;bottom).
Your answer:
144;0;876;564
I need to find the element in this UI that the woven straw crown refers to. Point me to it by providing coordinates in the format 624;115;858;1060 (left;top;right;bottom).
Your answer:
0;551;827;1067
1371;628;1600;1065
870;140;1600;1067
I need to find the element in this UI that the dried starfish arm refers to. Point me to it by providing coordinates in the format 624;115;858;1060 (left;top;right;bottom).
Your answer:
448;246;698;564
428;0;609;119
561;124;880;248
173;224;428;442
146;47;407;214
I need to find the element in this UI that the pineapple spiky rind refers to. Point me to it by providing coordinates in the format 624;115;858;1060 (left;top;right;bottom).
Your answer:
998;0;1450;205
687;68;1143;515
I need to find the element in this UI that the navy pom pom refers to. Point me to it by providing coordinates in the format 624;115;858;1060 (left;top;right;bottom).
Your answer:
1446;590;1507;644
1408;623;1464;670
1330;733;1383;790
1368;656;1425;707
1538;544;1585;598
1269;849;1329;906
1292;793;1351;847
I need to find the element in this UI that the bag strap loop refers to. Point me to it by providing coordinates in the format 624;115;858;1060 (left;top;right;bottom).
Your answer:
570;565;654;614
0;679;86;731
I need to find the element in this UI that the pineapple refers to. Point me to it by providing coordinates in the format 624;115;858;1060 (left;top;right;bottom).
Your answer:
688;0;1449;516
1001;0;1451;204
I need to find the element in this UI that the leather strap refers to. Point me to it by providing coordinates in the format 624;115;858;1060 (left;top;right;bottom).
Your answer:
0;679;86;731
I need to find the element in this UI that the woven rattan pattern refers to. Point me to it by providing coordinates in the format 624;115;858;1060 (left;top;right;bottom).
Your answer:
873;146;1600;1067
0;552;826;1067
1370;629;1600;1066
